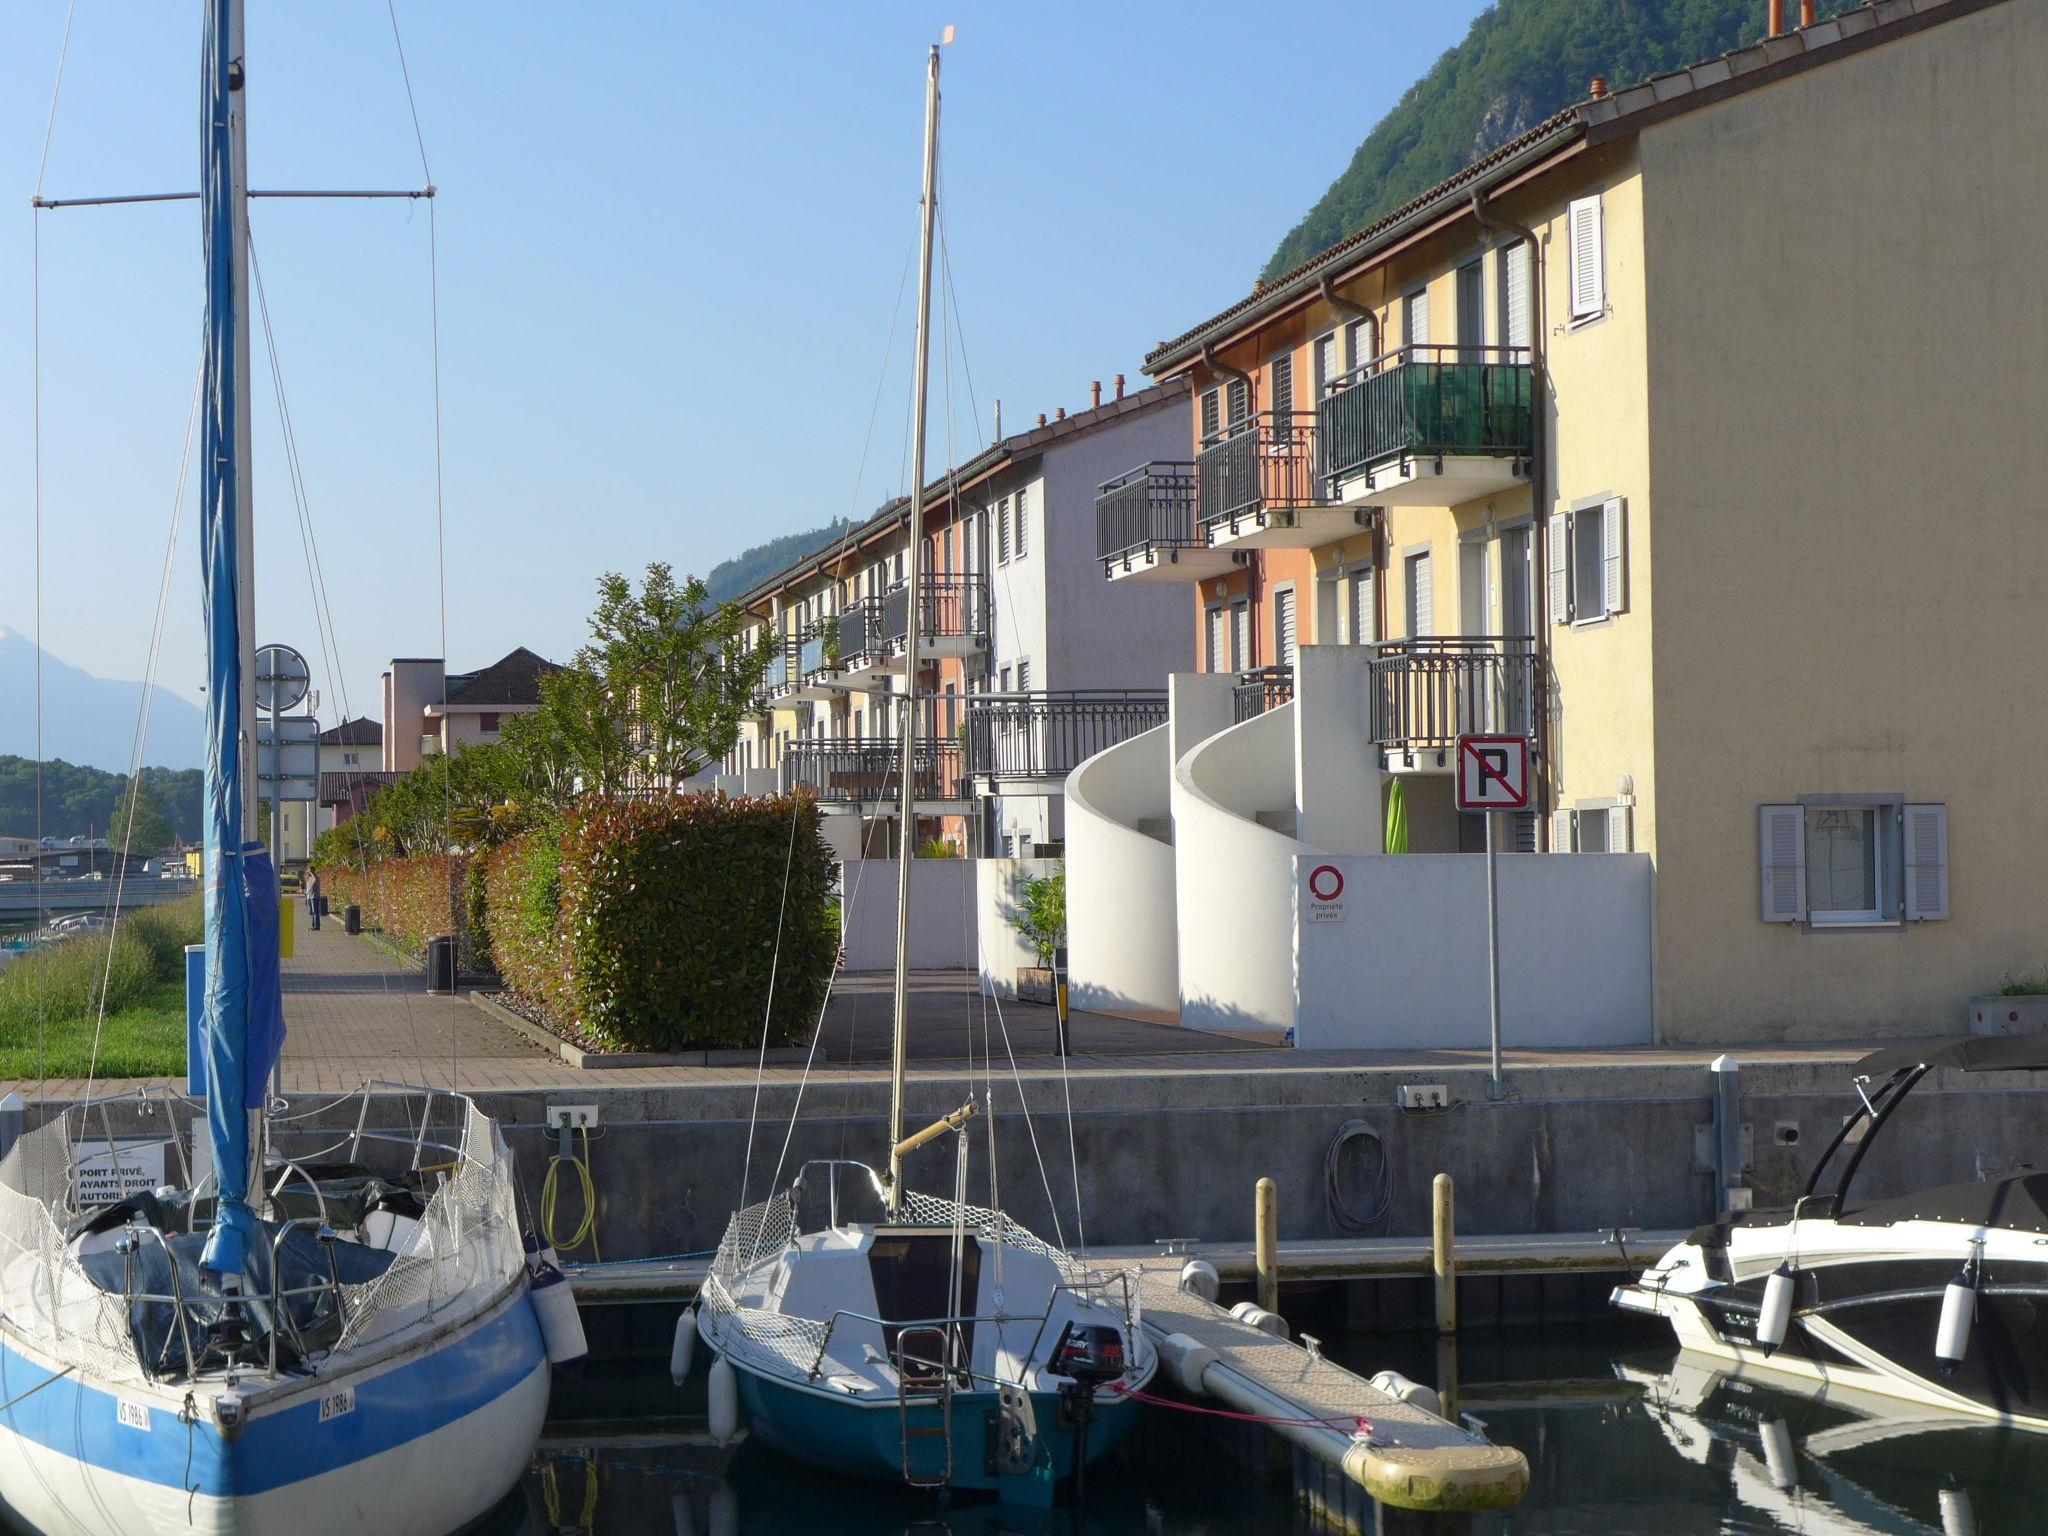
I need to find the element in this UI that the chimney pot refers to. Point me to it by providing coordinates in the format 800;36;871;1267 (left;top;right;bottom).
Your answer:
1798;0;1815;23
1588;75;1608;99
1090;380;1102;408
1055;407;1066;421
1037;413;1047;428
1767;0;1785;36
1115;373;1126;399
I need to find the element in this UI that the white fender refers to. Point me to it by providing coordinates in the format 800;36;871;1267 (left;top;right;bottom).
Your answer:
1228;1301;1289;1339
708;1480;739;1536
708;1356;740;1446
1178;1258;1220;1303
1159;1331;1218;1396
671;1491;697;1536
1940;1486;1978;1536
1368;1370;1441;1418
529;1260;588;1369
1756;1264;1795;1354
670;1306;697;1385
1936;1270;1976;1374
1758;1414;1797;1491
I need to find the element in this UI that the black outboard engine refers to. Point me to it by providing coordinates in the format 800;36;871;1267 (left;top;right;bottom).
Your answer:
1051;1322;1127;1497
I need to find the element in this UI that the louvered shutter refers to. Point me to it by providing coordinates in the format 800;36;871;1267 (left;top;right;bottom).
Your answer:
1205;607;1226;672
997;497;1011;562
1271;355;1293;420
1503;241;1532;351
1553;809;1576;853
1232;604;1252;670
1548;511;1571;623
1759;805;1806;923
1407;553;1433;638
1512;812;1539;853
1569;196;1604;321
1227;378;1249;423
1347;318;1375;373
1615;804;1634;853
1314;334;1338;395
1015;487;1028;557
1405;289;1430;352
1903;803;1949;921
1602;497;1627;615
1351;569;1376;646
1275;590;1297;667
1201;389;1221;441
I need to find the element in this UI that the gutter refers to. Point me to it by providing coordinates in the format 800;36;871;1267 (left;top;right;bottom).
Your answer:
1468;188;1555;847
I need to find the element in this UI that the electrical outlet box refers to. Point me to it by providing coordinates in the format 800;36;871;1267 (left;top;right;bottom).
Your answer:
546;1104;599;1130
1397;1084;1448;1110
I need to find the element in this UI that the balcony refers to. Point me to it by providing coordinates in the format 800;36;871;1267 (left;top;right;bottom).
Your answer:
836;598;892;687
1319;346;1533;507
881;574;989;661
1095;461;1241;582
781;737;971;812
751;640;795;715
1232;665;1295;724
964;690;1170;792
1198;412;1363;552
1369;636;1537;764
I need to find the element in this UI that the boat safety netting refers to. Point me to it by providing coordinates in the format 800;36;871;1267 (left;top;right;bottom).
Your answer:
0;1092;524;1385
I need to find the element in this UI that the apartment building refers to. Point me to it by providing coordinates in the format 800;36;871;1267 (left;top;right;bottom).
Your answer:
1073;0;2043;1045
380;648;559;773
721;379;1193;861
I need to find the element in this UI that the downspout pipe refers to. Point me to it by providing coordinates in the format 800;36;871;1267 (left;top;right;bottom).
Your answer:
1317;275;1389;639
1199;340;1254;402
1470;189;1554;845
1200;340;1260;663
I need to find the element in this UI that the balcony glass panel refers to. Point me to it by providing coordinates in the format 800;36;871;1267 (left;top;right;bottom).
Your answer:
1319;346;1533;488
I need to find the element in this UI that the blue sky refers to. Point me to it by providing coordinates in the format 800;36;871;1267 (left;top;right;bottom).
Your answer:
2;1;1490;740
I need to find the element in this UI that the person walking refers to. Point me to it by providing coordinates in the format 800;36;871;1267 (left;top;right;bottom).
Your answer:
305;868;323;932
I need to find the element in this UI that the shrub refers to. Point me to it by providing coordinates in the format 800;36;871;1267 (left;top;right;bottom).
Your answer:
317;854;470;963
916;837;959;859
124;894;205;979
483;825;571;1022
1009;868;1066;969
0;927;162;1038
553;793;835;1052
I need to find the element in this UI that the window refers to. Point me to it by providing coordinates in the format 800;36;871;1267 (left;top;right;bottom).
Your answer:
1313;332;1341;396
1555;804;1630;853
997;496;1011;563
1231;601;1252;671
1270;354;1293;421
1226;377;1250;424
1014;487;1028;557
1201;388;1221;441
1205;605;1226;672
1548;496;1627;625
943;524;954;572
1568;194;1605;323
479;712;501;734
1346;317;1376;374
1274;587;1297;669
1456;260;1485;361
1758;801;1949;926
1348;567;1376;646
1403;549;1433;638
1403;288;1430;357
999;666;1011;693
1497;240;1532;352
1016;658;1030;693
342;751;358;767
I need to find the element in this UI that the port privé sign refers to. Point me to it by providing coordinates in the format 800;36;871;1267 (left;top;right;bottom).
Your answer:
1455;734;1530;813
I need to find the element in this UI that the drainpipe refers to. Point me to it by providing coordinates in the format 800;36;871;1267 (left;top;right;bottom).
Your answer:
1199;341;1254;404
1318;273;1389;640
1471;188;1554;846
1201;341;1260;667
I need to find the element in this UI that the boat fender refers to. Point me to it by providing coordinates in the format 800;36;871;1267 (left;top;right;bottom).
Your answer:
1178;1258;1220;1303
1756;1263;1796;1354
994;1382;1040;1476
1368;1370;1441;1418
1229;1301;1289;1340
708;1357;740;1446
670;1306;697;1385
708;1481;738;1536
671;1491;697;1536
529;1255;589;1371
1758;1414;1797;1492
1159;1331;1218;1396
1940;1485;1978;1536
1935;1264;1977;1375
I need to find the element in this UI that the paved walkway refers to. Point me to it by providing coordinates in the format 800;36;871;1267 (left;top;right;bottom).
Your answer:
9;921;1886;1100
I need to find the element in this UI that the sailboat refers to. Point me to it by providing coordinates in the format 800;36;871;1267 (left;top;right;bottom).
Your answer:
0;6;550;1533
693;38;1156;1502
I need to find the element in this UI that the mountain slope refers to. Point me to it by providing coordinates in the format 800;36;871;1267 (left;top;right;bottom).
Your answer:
702;519;856;605
0;627;206;772
0;756;202;845
1263;0;1859;281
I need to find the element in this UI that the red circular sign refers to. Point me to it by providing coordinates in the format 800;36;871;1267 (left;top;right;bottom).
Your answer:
1308;864;1345;902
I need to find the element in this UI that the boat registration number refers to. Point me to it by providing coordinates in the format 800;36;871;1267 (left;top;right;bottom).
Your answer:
319;1387;356;1423
117;1401;150;1431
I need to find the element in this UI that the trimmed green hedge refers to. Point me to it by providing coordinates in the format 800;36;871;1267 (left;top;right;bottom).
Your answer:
319;854;472;965
482;827;570;1022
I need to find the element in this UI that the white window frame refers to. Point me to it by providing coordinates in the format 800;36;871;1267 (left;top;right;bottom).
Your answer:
1757;795;1947;929
1272;583;1299;669
1568;194;1606;326
1402;544;1433;639
1555;799;1632;854
1554;493;1627;627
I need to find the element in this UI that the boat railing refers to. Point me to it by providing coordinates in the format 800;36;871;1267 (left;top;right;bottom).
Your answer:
808;1305;1049;1386
1020;1270;1143;1370
111;1222;202;1380
268;1215;348;1378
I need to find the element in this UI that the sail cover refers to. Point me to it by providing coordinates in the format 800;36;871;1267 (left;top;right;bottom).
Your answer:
197;0;285;1278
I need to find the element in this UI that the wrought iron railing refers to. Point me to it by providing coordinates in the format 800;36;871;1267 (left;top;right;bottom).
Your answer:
1197;411;1320;530
1318;345;1533;491
1368;636;1536;750
1232;665;1295;724
1095;461;1200;567
880;575;989;649
963;691;1169;783
781;737;968;804
837;598;884;665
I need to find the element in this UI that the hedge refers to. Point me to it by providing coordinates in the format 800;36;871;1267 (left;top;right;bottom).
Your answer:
482;827;571;1023
318;854;474;966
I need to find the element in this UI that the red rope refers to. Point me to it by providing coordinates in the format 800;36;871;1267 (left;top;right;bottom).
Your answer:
1110;1381;1372;1437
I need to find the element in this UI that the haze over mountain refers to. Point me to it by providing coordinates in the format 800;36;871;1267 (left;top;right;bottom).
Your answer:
0;627;206;773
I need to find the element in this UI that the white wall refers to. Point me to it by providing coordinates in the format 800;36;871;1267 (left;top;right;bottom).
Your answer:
838;858;977;972
1065;724;1179;1015
1173;701;1317;1034
1292;852;1654;1049
1292;645;1381;854
975;857;1061;999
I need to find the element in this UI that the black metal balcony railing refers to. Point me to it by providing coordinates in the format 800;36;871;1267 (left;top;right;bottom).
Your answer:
782;737;967;804
880;575;989;649
1319;345;1533;491
837;598;884;664
1095;461;1200;566
1232;665;1295;724
963;691;1169;783
1368;636;1536;751
1197;411;1320;531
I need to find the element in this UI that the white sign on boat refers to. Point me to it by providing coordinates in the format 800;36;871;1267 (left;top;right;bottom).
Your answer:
72;1139;168;1206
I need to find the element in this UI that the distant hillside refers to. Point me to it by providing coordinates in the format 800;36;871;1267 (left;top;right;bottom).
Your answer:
1263;0;1860;281
0;756;202;845
0;626;206;772
702;519;857;604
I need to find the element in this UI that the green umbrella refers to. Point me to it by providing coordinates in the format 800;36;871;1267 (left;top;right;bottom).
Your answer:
1384;776;1408;854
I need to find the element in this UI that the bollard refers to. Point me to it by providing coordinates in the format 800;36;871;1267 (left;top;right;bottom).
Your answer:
185;944;207;1097
1435;1332;1460;1426
1053;943;1071;1058
1433;1172;1457;1334
1255;1176;1279;1315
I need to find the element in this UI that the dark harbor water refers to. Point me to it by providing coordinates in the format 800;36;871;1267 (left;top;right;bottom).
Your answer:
490;1317;2047;1536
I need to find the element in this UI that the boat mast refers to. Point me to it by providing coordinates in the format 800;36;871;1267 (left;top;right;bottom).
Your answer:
887;38;942;1217
229;0;258;853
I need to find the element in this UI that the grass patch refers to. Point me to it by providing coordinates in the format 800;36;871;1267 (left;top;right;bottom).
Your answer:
0;978;188;1079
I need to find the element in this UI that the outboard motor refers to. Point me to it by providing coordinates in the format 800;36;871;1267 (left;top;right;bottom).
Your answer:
1051;1322;1126;1500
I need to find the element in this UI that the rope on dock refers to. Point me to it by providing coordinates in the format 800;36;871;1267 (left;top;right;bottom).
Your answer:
1110;1380;1373;1438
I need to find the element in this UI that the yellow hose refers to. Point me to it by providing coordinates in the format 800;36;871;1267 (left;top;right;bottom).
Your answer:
540;1125;600;1260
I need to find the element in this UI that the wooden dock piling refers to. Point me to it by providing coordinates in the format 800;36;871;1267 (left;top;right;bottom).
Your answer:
1433;1173;1457;1334
1256;1176;1279;1315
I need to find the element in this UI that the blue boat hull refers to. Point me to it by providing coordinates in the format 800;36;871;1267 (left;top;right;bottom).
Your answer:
730;1358;1140;1494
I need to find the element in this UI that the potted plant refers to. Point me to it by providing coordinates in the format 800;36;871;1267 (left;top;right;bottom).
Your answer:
1009;868;1064;1006
1968;972;2048;1036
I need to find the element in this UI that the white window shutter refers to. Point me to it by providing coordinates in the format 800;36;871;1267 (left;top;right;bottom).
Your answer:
1759;805;1806;923
1569;195;1604;321
1504;242;1532;350
1512;811;1539;852
1553;809;1576;852
1548;510;1571;623
1602;497;1627;615
1904;803;1950;921
1616;804;1633;853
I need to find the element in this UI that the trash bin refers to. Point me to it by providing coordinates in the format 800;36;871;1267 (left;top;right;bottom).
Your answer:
344;904;361;936
426;933;458;995
317;895;330;917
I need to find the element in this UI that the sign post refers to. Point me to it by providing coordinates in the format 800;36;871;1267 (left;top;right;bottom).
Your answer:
1456;734;1530;1101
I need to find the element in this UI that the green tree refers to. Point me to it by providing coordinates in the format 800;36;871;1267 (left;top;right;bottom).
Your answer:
106;778;173;855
